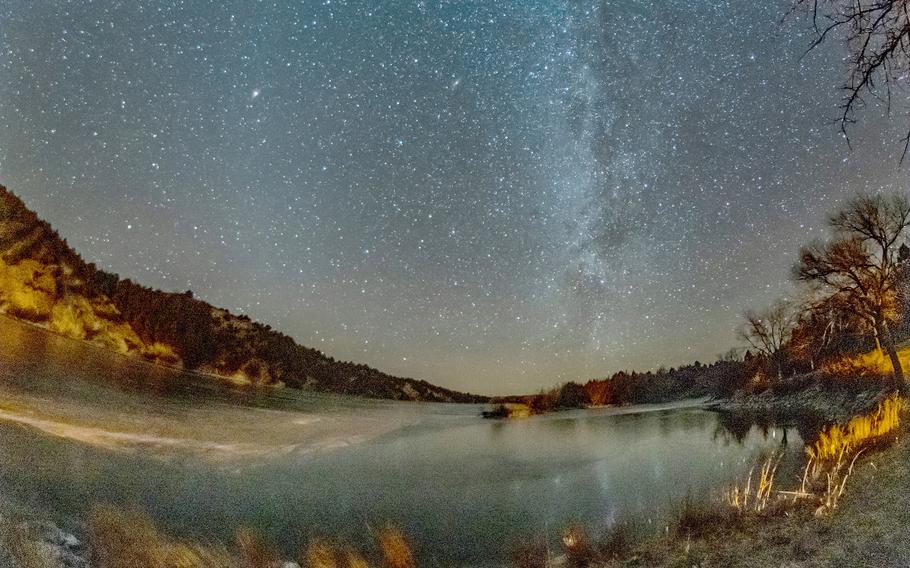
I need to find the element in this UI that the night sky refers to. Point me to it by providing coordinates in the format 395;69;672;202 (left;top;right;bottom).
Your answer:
1;1;909;395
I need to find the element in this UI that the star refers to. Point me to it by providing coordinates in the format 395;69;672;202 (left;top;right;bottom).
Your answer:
2;0;906;394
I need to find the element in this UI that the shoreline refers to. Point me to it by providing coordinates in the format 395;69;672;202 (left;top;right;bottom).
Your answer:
598;422;910;567
0;389;903;568
707;382;896;422
484;378;895;423
0;314;489;405
0;312;260;388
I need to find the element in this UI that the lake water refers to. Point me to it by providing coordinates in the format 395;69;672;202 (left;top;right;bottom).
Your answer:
0;316;810;566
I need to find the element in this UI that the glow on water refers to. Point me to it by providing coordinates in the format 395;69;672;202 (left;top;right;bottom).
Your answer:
0;317;808;566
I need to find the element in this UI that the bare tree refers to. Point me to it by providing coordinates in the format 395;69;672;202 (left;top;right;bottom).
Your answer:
794;193;910;379
793;0;910;159
789;292;867;370
738;299;796;379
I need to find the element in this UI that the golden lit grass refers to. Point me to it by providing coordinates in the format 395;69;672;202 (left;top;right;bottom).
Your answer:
302;526;416;568
302;538;340;568
302;538;374;568
140;341;181;365
824;345;910;377
725;454;782;513
235;527;280;568
0;258;54;320
375;525;415;568
806;392;905;462
87;505;239;568
724;394;905;521
0;256;148;354
813;447;864;516
85;504;418;568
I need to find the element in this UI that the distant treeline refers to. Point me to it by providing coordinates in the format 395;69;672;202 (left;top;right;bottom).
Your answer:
0;186;485;403
492;358;749;414
495;193;910;417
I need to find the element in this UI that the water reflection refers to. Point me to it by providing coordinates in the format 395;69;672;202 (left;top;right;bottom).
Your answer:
0;316;825;566
712;410;825;447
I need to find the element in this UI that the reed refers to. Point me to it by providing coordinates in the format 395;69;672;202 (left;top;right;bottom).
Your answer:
806;393;905;462
814;447;865;516
725;454;782;513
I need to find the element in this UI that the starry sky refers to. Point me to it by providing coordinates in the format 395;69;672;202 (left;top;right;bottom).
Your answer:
1;1;909;395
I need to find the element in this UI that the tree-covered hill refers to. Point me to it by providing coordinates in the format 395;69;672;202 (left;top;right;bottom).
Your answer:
0;185;485;403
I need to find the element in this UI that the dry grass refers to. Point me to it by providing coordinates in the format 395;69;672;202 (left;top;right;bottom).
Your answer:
84;505;420;568
303;540;371;568
303;538;342;568
674;497;733;540
806;392;905;462
300;529;414;568
721;394;907;520
725;454;782;513
342;548;371;568
375;525;414;568
813;447;865;516
823;345;910;378
88;505;240;568
235;527;281;568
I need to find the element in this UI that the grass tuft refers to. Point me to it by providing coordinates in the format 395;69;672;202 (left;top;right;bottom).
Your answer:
87;504;239;568
235;527;281;568
725;453;782;513
375;525;414;568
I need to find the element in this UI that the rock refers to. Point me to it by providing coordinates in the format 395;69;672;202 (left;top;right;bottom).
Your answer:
35;541;88;568
26;521;82;550
1;521;89;568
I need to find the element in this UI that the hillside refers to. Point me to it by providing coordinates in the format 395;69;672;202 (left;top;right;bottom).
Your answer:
0;186;485;403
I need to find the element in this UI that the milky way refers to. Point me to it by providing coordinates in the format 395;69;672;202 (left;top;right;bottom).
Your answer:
1;1;909;394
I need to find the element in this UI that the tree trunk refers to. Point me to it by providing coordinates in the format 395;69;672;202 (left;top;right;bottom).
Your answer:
876;319;904;381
